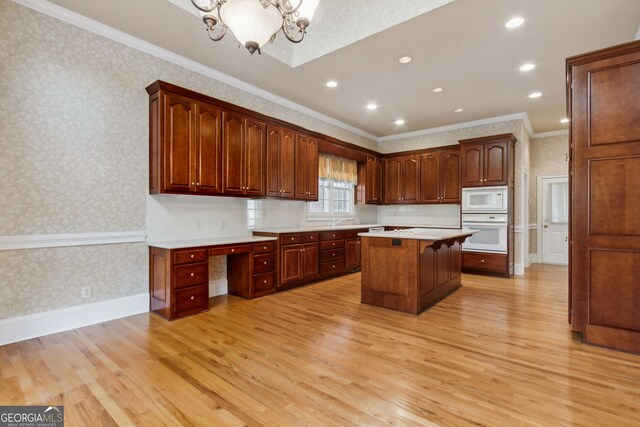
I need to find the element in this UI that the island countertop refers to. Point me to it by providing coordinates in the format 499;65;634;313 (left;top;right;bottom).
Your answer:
358;228;475;241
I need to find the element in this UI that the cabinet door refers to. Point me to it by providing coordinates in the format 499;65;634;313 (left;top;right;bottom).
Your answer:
384;158;402;203
374;157;383;203
401;155;420;203
294;134;310;200
222;111;245;195
244;118;266;196
420;153;440;203
441;150;461;203
366;156;382;204
484;142;508;186
163;94;195;192
195;102;222;195
301;243;319;278
306;137;319;200
280;244;302;285
461;145;484;187
345;237;361;270
266;126;282;197
280;129;296;198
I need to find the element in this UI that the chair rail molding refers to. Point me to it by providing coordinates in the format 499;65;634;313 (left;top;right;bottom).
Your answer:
0;231;146;251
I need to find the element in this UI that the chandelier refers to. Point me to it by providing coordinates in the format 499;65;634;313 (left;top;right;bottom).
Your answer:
191;0;321;55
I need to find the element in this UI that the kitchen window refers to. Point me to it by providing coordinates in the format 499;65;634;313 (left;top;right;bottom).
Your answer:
307;154;357;219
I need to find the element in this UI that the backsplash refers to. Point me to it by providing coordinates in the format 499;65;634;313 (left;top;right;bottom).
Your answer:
377;204;460;228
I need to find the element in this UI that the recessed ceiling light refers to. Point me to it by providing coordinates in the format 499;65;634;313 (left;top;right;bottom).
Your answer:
454;108;464;113
505;17;524;29
395;119;405;125
398;56;413;64
561;118;570;123
529;92;542;98
432;87;444;93
366;103;378;110
520;63;535;72
326;80;337;88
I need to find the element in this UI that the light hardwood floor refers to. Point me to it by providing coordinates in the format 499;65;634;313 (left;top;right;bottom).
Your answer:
1;265;639;426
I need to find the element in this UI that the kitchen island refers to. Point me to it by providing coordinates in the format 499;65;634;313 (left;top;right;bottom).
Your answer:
358;228;475;314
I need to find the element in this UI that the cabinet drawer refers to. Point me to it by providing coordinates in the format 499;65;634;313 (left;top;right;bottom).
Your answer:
344;229;367;239
253;272;275;293
301;232;319;243
209;244;251;257
320;240;344;250
174;285;208;315
253;253;276;274
281;234;301;245
320;259;345;275
174;248;208;265
320;248;345;262
253;241;276;254
174;262;208;289
463;252;507;272
320;230;345;241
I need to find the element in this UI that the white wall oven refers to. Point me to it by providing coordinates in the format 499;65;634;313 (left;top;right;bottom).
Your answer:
462;186;508;213
461;214;508;253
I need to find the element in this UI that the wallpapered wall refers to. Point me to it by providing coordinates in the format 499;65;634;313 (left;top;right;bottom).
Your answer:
528;134;569;256
0;0;377;320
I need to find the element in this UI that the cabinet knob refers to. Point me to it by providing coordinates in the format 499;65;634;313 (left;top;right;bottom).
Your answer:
263;246;267;250
190;296;195;300
231;248;235;252
263;261;267;265
332;265;335;268
310;236;314;239
191;182;195;186
190;254;195;259
196;182;200;186
291;237;295;240
481;259;485;263
332;253;336;256
190;273;195;277
263;280;267;284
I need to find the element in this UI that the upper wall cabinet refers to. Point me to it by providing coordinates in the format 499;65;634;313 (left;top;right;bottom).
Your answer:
384;155;420;204
149;91;222;195
420;149;460;204
222;112;267;197
294;133;319;201
459;134;516;187
365;155;383;204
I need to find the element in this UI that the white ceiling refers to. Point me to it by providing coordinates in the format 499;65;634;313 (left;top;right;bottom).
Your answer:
41;0;640;137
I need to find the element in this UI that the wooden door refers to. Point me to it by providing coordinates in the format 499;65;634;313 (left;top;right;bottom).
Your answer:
306;137;319;200
266;126;282;197
280;244;302;285
194;102;221;194
222;111;245;195
441;150;461;203
401;155;420;203
163;94;194;192
365;156;382;204
345;237;360;270
569;42;640;353
301;243;319;278
294;134;308;199
484;142;508;186
244;118;266;197
461;145;484;187
420;153;440;203
280;129;296;198
374;157;383;203
384;158;402;203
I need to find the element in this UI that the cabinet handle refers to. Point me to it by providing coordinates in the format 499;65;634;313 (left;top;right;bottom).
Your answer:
190;296;195;300
190;273;195;277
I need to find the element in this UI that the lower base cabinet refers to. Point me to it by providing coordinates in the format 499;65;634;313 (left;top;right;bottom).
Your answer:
462;251;512;277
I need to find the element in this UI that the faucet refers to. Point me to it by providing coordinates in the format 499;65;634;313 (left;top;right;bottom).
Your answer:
329;218;348;227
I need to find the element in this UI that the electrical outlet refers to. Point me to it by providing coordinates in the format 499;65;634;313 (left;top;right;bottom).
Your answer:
196;219;203;231
81;286;92;299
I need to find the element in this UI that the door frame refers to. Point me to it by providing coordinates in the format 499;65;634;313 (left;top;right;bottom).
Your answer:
536;174;569;265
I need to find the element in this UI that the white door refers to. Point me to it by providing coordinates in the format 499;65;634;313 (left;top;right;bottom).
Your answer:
540;177;569;265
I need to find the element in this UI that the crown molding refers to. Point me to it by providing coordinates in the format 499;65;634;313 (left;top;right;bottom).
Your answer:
0;231;146;251
9;0;379;142
378;112;534;143
532;130;569;139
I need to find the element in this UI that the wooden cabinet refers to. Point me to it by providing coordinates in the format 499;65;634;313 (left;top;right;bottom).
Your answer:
222;112;266;196
294;134;319;200
279;241;319;287
384;155;420;204
567;40;640;354
364;155;383;204
266;125;295;198
149;91;222;195
345;237;361;271
460;135;515;187
420;150;460;204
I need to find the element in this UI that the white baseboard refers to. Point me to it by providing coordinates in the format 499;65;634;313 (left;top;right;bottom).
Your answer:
0;293;148;346
209;279;228;297
514;263;525;276
529;254;538;264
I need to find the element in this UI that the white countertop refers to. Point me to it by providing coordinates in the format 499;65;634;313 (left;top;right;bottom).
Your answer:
252;224;457;233
358;228;475;241
148;235;277;250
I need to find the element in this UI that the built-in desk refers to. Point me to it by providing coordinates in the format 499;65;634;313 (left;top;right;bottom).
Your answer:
148;236;277;320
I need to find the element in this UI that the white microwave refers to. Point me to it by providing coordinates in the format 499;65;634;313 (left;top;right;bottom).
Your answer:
462;186;508;213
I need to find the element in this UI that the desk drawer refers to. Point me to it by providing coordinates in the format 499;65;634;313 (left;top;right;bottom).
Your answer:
301;232;319;243
253;241;275;254
281;234;301;245
174;285;208;315
320;248;344;262
253;253;276;274
174;248;208;265
320;240;344;250
175;262;208;289
320;259;345;275
253;272;275;293
344;229;367;239
463;252;507;272
320;231;345;241
209;244;251;257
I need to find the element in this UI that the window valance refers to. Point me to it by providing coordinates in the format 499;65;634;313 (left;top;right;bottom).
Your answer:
318;153;357;185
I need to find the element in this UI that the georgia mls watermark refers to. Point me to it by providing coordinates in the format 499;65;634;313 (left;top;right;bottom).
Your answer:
0;406;64;427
